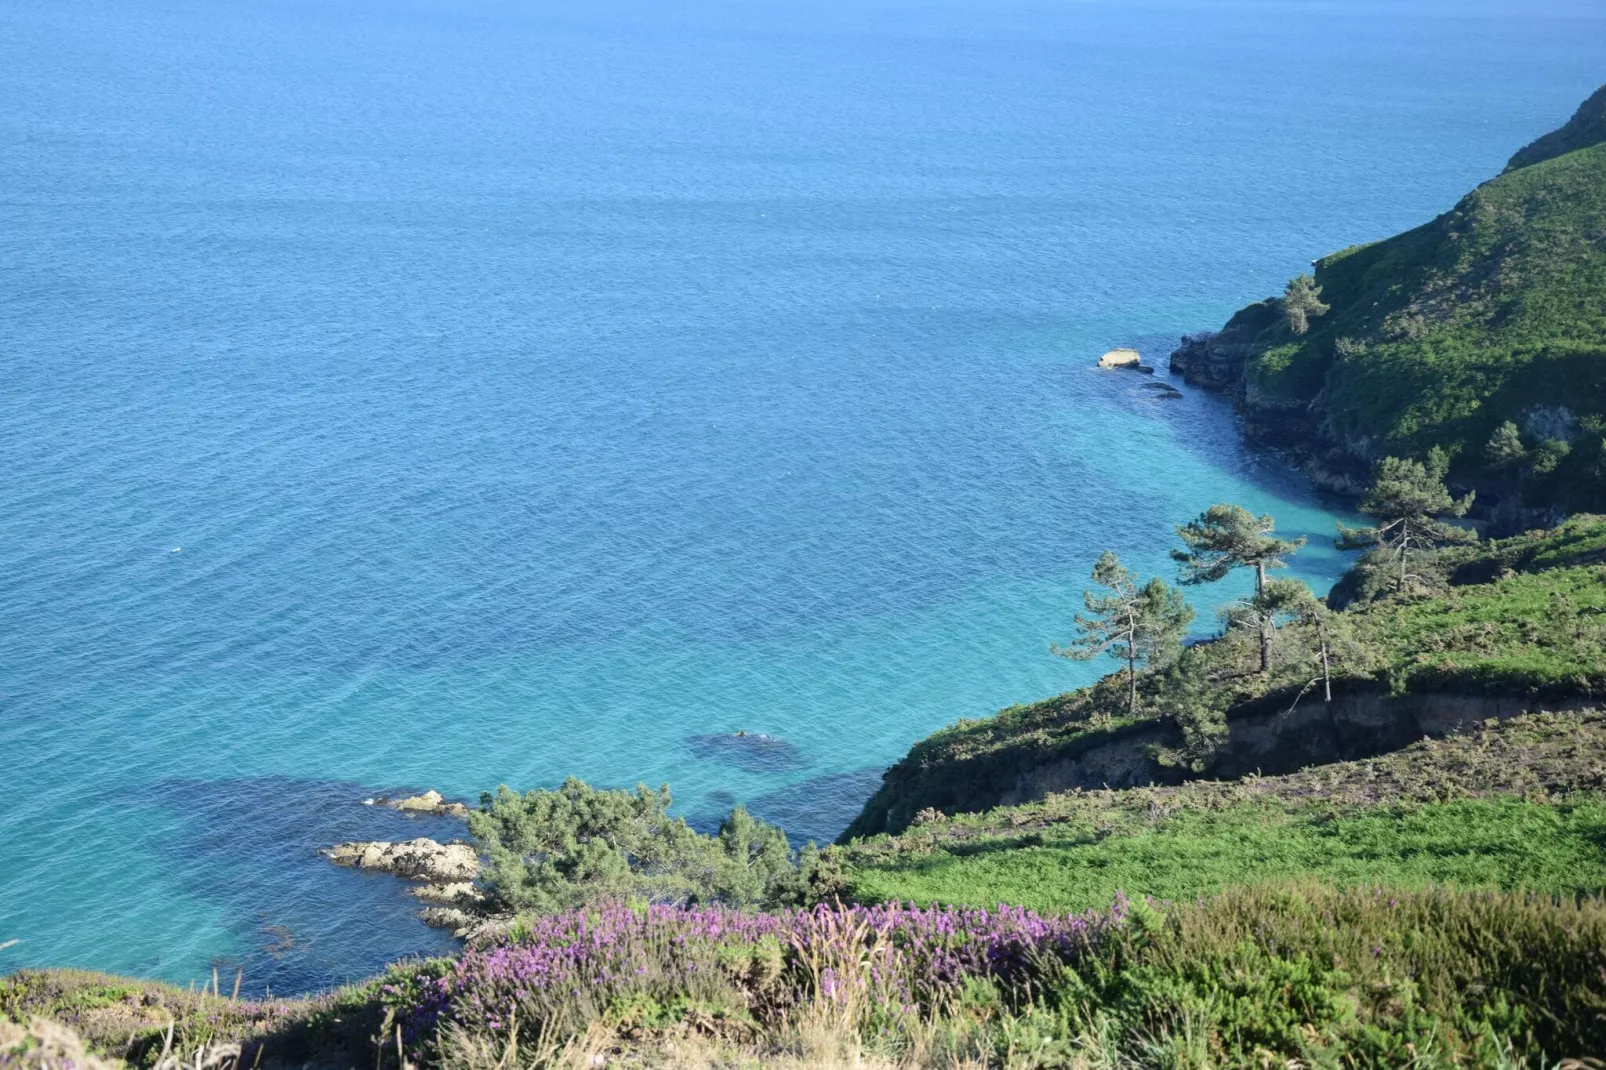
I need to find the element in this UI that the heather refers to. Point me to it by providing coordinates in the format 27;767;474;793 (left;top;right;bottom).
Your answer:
12;885;1606;1067
391;899;1117;1059
381;889;1606;1065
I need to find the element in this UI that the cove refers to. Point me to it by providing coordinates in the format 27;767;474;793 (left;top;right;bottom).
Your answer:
3;0;1604;995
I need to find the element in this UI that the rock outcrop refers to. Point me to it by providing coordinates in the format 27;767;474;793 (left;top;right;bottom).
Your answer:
323;836;496;937
1097;347;1144;369
418;906;477;934
1166;303;1373;497
411;880;481;904
324;837;479;883
376;789;472;818
1166;300;1280;390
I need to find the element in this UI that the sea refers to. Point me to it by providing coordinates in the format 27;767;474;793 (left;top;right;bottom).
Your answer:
3;0;1604;996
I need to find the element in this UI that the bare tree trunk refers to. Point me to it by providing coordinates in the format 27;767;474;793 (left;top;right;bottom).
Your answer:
1320;634;1331;702
1255;559;1271;673
1126;612;1138;717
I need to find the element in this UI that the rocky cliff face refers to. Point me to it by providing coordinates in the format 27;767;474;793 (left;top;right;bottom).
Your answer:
1167;304;1371;497
1167;299;1278;390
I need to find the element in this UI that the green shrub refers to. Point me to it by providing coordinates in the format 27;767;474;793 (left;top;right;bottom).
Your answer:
468;778;814;913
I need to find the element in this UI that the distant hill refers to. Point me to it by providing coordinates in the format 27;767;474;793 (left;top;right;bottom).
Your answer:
1171;86;1606;519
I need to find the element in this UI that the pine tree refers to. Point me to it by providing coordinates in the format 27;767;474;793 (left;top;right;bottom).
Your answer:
1053;551;1194;719
1337;455;1475;591
1173;503;1304;672
1484;420;1527;472
1282;273;1330;335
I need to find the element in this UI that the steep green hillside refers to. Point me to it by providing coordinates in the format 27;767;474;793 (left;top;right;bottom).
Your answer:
1506;83;1606;171
1172;86;1606;514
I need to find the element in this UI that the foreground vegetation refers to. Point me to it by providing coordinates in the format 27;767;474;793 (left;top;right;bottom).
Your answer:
8;882;1606;1068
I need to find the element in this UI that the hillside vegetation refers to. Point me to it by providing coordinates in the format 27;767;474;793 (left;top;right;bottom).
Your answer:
839;710;1606;913
842;516;1606;840
9;880;1606;1069
1171;85;1606;518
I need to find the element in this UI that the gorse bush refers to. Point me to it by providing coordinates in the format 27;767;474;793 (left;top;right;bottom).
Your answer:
468;779;820;913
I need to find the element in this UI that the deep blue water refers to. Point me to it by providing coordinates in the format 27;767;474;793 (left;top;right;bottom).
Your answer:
3;0;1603;995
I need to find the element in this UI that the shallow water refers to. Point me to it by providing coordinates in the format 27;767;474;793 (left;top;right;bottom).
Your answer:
3;0;1603;995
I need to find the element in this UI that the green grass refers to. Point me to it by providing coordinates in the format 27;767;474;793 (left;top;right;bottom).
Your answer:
1066;882;1606;1067
845;797;1606;915
0;969;383;1070
1359;562;1606;694
840;708;1606;915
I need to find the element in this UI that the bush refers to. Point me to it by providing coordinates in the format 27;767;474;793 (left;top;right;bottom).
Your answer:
468;779;814;913
1080;883;1606;1065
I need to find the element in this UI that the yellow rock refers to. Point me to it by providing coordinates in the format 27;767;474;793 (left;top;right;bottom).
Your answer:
1097;347;1143;368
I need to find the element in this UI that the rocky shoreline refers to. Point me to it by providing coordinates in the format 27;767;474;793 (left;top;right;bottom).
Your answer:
1166;319;1372;498
322;791;499;938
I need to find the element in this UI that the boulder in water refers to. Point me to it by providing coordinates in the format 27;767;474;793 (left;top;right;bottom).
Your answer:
379;789;472;818
1097;347;1143;369
323;837;479;883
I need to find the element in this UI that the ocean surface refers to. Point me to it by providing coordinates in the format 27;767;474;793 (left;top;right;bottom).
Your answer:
4;0;1604;995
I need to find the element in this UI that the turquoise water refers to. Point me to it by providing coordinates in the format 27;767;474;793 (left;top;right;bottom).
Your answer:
4;0;1604;995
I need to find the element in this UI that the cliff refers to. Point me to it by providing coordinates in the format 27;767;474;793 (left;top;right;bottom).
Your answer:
1170;85;1606;519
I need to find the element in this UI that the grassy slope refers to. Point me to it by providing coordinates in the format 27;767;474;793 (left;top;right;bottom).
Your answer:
840;710;1606;912
0;969;386;1069
1236;87;1606;508
842;518;1606;841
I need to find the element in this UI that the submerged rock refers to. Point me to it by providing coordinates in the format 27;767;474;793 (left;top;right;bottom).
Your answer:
323;837;479;883
685;731;811;774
